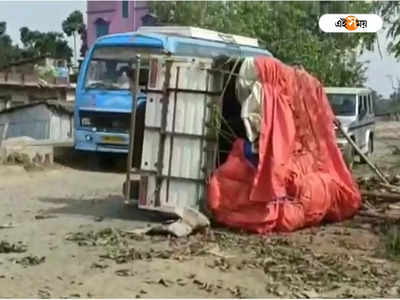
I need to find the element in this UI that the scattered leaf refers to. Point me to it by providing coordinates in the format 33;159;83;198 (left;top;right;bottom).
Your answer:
115;269;134;277
35;215;57;220
17;255;45;267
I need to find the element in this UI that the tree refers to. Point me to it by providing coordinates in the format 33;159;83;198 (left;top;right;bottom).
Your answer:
62;10;84;66
379;1;400;59
150;1;377;87
78;24;88;59
0;22;21;68
19;27;73;62
0;22;6;35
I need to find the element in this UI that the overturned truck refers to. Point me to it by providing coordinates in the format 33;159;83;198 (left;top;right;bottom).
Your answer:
123;27;361;233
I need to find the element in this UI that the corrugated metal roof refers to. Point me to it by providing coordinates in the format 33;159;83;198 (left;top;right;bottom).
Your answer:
0;100;74;115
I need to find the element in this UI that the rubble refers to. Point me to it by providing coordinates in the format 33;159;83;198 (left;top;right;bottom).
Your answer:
0;240;27;253
0;136;54;169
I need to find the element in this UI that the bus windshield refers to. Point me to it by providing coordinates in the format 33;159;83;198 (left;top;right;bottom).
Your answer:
85;46;149;90
327;93;357;116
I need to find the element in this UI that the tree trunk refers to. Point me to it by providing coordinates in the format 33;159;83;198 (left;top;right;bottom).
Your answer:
73;32;77;68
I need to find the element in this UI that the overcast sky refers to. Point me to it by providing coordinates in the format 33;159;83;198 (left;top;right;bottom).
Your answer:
0;1;399;98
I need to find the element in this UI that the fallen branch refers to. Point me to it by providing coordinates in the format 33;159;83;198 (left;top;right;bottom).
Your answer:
359;210;400;222
362;190;400;202
379;183;400;194
337;123;390;185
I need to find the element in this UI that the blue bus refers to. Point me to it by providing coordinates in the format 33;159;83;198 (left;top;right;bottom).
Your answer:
74;27;272;156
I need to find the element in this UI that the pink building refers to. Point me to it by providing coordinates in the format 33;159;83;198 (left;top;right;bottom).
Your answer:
86;1;149;48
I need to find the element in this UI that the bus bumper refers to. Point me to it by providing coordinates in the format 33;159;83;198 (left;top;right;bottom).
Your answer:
74;129;129;153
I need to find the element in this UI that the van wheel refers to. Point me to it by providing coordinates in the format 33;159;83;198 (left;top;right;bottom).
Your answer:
368;135;374;155
344;143;355;170
361;135;374;163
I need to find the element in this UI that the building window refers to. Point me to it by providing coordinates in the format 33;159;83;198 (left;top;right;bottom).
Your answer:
95;18;109;38
122;0;129;18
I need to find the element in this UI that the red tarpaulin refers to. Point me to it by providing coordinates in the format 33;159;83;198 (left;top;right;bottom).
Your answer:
207;57;361;233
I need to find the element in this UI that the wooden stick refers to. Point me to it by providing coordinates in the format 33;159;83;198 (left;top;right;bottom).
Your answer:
359;210;400;222
337;123;390;185
379;183;400;193
362;190;400;202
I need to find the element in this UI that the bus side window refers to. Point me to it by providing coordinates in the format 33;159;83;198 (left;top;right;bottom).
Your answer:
358;95;362;114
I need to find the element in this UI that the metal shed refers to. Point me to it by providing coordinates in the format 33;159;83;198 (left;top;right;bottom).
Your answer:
0;101;74;145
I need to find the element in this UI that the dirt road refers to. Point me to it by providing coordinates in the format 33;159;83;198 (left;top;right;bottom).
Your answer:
1;121;400;298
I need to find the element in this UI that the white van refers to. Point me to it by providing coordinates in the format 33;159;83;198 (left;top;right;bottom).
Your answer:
325;87;375;168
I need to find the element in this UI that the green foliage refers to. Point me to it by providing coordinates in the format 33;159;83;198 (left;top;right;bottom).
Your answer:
150;1;377;86
0;22;6;35
0;16;74;68
62;10;84;37
19;27;72;61
379;1;400;59
0;22;22;68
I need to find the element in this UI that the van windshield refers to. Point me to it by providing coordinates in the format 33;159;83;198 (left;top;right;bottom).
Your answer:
85;46;149;90
326;93;357;116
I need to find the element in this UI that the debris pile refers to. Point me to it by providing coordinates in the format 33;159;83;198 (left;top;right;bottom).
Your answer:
0;137;53;170
357;175;400;223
